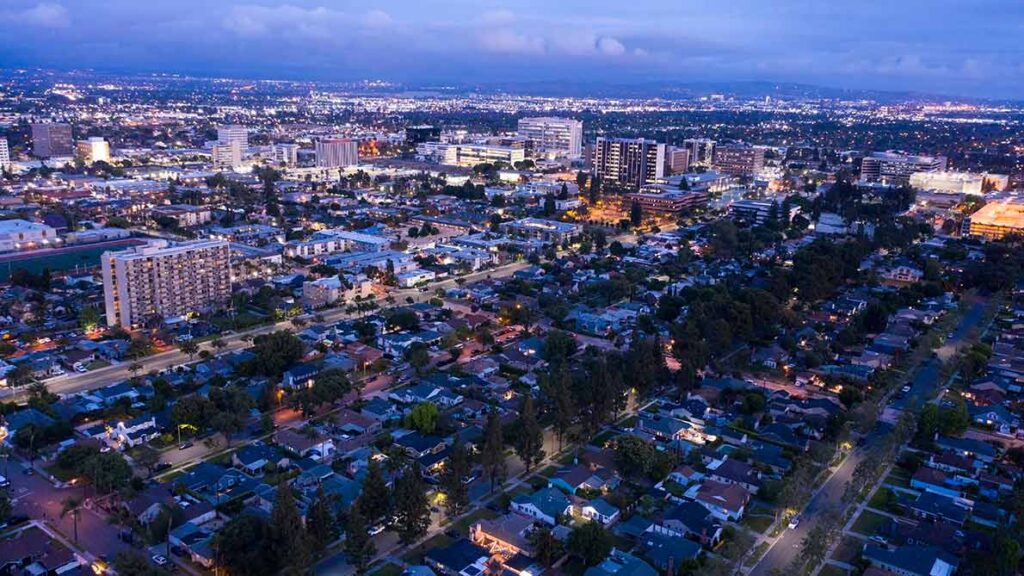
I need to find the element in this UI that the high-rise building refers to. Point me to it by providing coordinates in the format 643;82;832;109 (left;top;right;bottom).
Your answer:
273;143;300;167
683;138;716;167
315;138;359;168
212;140;243;170
31;123;74;158
102;239;232;328
860;151;946;185
713;144;765;176
517;117;583;158
592;138;665;188
0;138;9;170
217;125;249;151
75;137;111;165
666;146;691;175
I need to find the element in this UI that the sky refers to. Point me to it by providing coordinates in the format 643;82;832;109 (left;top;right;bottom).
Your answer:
2;0;1023;99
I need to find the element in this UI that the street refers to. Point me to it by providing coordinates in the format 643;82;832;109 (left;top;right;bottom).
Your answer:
748;297;989;576
3;261;530;403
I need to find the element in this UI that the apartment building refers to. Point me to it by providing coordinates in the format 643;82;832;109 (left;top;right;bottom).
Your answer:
102;240;232;328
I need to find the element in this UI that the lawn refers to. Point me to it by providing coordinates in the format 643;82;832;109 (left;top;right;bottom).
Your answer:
819;564;850;576
537;465;561;479
86;359;110;370
402;533;454;564
740;514;774;534
589;429;618;447
450;508;499;534
368;563;403;576
883;468;911;489
849;510;888;536
743;542;770;567
830;536;863;564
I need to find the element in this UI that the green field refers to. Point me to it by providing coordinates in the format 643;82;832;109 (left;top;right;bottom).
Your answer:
0;240;143;281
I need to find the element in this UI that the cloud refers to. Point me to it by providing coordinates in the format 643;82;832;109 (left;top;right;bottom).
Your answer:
596;36;625;56
478;29;546;55
1;2;70;28
223;4;392;41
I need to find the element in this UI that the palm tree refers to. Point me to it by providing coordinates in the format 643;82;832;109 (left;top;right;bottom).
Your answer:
61;497;82;543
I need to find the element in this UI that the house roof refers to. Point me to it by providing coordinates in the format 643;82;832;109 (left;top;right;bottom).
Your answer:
513;487;571;519
424;539;489;574
863;545;958;576
695;480;749;513
639;532;701;569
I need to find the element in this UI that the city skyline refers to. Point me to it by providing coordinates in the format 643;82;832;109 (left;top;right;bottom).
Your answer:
2;0;1023;99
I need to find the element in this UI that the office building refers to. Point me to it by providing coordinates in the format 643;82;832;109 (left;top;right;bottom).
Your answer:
592;138;666;188
666;146;691;174
450;143;525;167
0;138;9;170
627;188;708;214
75;137;111;165
713;144;765;176
101;239;232;328
860;151;946;185
273;143;300;167
31;123;74;158
217;125;249;151
683;138;716;167
517;117;583;158
212;140;243;170
500;218;582;243
966;197;1024;240
909;171;1008;196
316;138;359;168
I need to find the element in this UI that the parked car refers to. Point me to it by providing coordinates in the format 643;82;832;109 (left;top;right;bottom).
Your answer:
788;515;801;529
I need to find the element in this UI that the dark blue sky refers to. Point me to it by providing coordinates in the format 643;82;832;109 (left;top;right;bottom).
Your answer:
2;0;1023;98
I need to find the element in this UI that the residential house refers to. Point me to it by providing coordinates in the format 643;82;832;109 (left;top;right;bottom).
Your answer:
510;487;572;526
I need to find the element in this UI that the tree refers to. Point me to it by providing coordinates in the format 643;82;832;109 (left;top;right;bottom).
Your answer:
209;385;254;445
630;200;643;227
135;445;161;478
915;403;939;444
89;452;134;494
405;401;439;435
214;514;276;576
307;486;338;553
78;306;100;332
531;527;563;567
392;466;431;544
270;485;312;574
613;436;674;481
312;368;351;406
440;436;471;518
171;395;215;430
246;331;304;377
513;395;545;472
61;497;82;543
406;342;431;375
543;193;556;216
568;522;612;567
178;340;199;361
0;492;10;526
481;410;507;493
344;503;377;574
358;460;391;525
940;397;970;436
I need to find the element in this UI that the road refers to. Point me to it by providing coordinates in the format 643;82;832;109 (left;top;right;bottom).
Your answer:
4;261;529;403
749;297;989;576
